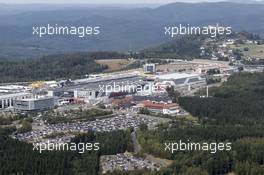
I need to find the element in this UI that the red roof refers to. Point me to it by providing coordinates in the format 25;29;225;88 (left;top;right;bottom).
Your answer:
141;100;178;110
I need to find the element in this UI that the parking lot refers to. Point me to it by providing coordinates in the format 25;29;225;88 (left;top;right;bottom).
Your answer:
13;114;162;144
100;152;161;174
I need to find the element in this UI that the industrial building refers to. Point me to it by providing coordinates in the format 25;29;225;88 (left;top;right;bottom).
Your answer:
0;85;31;93
14;97;55;111
143;64;156;74
137;100;180;115
155;72;207;92
47;73;145;104
0;92;33;109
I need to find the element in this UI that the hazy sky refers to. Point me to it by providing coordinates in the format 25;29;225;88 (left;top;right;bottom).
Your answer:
0;0;226;4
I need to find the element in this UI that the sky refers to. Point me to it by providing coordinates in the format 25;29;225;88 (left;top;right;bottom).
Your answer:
0;0;227;4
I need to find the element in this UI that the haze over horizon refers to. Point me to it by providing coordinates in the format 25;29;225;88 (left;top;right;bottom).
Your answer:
0;0;264;59
0;0;262;4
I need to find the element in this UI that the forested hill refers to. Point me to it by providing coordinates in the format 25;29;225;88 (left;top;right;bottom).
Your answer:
0;52;127;83
141;35;204;59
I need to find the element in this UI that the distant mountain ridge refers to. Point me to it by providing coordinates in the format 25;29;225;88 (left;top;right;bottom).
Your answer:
226;0;264;4
0;2;264;59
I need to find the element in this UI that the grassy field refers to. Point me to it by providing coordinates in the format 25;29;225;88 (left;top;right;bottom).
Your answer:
95;59;135;72
231;43;264;59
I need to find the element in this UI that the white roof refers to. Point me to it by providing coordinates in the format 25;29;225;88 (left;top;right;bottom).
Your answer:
0;85;28;90
0;92;31;99
19;97;53;102
44;81;57;84
155;73;200;80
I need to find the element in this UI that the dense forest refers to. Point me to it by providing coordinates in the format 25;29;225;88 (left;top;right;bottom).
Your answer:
0;51;127;83
0;127;133;175
179;72;264;124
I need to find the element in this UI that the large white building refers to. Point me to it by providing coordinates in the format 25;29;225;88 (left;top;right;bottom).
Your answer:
155;72;206;92
0;92;33;109
14;97;55;111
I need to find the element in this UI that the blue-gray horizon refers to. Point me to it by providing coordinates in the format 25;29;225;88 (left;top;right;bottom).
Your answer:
0;0;230;4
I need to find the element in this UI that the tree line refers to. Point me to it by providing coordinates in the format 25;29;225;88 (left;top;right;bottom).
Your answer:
0;51;128;83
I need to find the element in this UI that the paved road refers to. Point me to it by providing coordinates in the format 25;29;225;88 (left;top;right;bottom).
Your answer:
131;131;142;154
